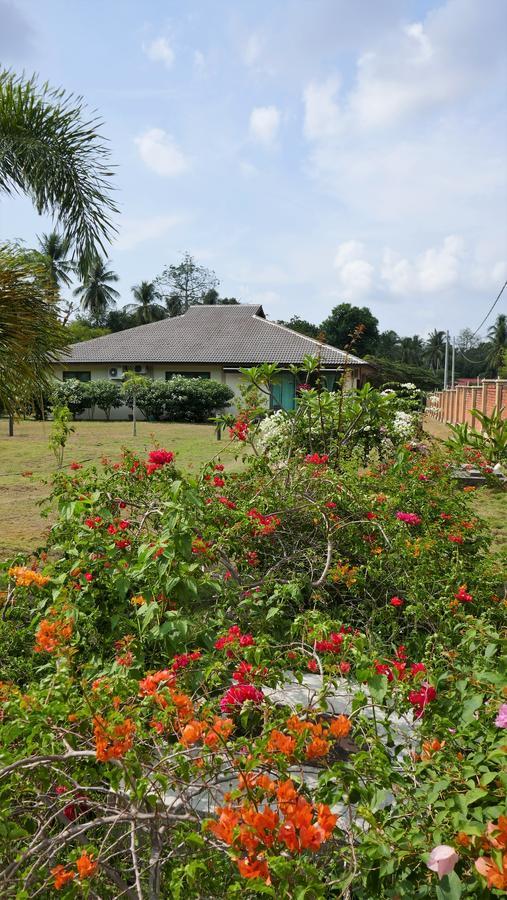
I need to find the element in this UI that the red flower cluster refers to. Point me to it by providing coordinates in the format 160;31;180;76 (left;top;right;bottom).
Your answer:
220;683;265;713
215;624;255;655
148;449;174;466
218;496;237;509
315;631;344;653
304;453;329;465
396;511;422;526
229;419;249;441
247;508;280;536
408;682;437;718
374;646;426;684
390;596;404;607
454;584;473;603
69;461;82;470
192;537;213;555
213;475;225;487
171;650;201;673
84;516;102;529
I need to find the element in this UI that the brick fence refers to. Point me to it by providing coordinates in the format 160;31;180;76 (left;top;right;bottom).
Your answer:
427;379;507;429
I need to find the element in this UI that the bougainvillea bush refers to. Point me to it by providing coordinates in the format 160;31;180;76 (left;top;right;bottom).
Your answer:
0;373;506;898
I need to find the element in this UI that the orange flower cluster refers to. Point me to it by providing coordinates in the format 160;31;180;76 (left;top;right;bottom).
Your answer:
331;562;359;588
421;738;445;759
475;817;507;890
93;716;136;762
180;716;234;749
51;851;97;889
208;778;337;882
34;618;73;654
8;566;50;588
266;714;351;761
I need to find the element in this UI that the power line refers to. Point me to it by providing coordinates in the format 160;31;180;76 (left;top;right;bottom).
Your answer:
470;279;507;339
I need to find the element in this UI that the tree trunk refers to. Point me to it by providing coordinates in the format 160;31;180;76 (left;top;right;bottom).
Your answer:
8;415;14;437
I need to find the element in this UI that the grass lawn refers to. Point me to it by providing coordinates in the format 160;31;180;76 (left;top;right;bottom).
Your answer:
424;414;507;560
0;419;242;558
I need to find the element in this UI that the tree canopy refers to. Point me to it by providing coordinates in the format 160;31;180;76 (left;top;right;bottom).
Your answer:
320;303;380;356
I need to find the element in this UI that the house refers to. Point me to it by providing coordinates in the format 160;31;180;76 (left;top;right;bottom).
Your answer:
57;304;373;418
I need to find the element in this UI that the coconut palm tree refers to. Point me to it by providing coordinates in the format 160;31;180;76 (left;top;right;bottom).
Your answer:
0;244;67;417
125;281;166;324
425;330;446;372
376;330;400;358
37;231;73;288
73;258;119;324
0;70;117;269
399;335;425;366
487;314;507;375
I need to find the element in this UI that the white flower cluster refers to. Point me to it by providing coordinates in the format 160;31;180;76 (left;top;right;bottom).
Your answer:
391;410;417;438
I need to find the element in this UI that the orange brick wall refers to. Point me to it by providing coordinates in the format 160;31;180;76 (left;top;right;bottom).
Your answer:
427;380;507;430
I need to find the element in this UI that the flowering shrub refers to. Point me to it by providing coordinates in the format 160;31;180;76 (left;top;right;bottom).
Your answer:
0;373;505;897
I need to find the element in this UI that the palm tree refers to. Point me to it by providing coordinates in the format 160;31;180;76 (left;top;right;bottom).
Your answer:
0;244;67;417
0;70;117;269
376;330;400;358
425;330;446;372
399;335;425;366
37;231;73;288
74;258;119;324
125;281;166;324
487;314;507;375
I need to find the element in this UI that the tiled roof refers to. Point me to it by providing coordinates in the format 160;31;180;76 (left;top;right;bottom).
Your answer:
61;305;368;367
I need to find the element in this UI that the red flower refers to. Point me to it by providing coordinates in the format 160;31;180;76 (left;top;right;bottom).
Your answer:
304;453;329;465
396;511;422;526
218;496;237;509
449;534;463;544
107;524;117;534
220;683;264;713
229;420;249;441
69;461;82;470
148;449;174;466
213;475;225;487
374;662;393;681
307;659;318;672
411;662;426;675
84;572;93;582
390;596;404;607
340;661;351;674
454;585;473;603
115;539;130;550
408;682;436;718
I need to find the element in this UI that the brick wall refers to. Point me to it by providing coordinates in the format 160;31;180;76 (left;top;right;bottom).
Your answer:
427;379;507;430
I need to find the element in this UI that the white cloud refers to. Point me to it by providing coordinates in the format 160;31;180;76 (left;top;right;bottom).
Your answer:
249;106;280;145
303;77;341;140
115;214;183;251
143;36;174;68
333;241;374;298
134;128;189;177
193;49;206;71
381;235;464;295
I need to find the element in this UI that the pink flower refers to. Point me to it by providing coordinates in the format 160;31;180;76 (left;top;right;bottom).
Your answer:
426;845;459;879
396;511;422;526
390;596;404;607
495;704;507;728
408;682;436;718
220;683;264;714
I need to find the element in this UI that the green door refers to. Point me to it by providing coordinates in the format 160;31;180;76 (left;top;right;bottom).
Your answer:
270;372;295;410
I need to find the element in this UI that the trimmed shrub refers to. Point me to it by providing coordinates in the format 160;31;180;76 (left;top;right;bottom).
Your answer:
123;377;234;422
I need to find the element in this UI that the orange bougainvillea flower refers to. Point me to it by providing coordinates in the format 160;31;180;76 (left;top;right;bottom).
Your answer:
236;856;270;882
305;737;329;759
207;806;240;844
8;566;50;588
76;850;98;880
475;855;507;890
329;715;351;738
93;716;135;762
317;804;338;837
267;729;296;756
34;618;72;654
276;779;298;814
51;865;75;890
203;716;234;748
238;772;275;794
487;816;507;850
180;719;205;746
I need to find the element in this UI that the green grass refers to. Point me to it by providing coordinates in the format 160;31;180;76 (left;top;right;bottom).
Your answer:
0;419;242;558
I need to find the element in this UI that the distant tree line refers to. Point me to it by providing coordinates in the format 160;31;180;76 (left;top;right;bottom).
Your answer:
279;306;507;385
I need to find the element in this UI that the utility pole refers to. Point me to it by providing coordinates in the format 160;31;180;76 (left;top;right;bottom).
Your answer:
443;330;449;390
451;336;455;388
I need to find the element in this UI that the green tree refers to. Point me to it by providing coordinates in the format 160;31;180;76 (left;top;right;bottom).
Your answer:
376;330;400;358
0;245;68;418
399;335;424;366
65;318;110;343
155;252;219;316
487;314;507;375
125;281;166;324
37;231;73;288
73;257;119;324
425;329;446;372
0;70;117;269
320;303;379;355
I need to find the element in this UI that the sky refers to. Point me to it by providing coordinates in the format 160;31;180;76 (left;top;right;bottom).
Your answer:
1;0;506;338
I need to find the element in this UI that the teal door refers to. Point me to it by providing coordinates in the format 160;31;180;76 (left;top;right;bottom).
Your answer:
270;372;295;410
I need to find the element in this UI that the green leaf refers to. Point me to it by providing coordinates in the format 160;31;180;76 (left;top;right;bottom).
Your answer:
367;674;388;704
435;872;462;900
460;693;483;724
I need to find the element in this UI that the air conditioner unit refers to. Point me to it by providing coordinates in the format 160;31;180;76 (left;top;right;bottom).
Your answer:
109;367;118;378
134;365;148;374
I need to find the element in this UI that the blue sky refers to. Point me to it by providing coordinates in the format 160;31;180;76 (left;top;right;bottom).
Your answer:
1;0;506;337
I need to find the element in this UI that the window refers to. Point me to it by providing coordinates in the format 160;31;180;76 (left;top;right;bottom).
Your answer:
63;371;91;382
165;371;211;380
